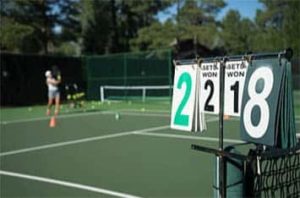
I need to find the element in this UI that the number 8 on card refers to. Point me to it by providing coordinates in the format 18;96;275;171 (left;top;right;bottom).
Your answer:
240;59;284;146
171;64;198;131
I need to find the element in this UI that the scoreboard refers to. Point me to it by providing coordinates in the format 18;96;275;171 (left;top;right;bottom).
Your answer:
171;59;249;131
170;53;296;147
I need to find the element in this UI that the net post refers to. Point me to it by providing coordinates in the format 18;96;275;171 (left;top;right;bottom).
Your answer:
100;86;105;102
168;50;172;102
142;88;146;102
123;53;127;86
219;57;227;198
85;56;91;100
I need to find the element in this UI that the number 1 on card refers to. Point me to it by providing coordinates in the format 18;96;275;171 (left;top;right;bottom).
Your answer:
224;61;248;116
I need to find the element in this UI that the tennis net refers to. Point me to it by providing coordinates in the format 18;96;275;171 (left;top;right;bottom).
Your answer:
99;85;172;102
246;144;300;198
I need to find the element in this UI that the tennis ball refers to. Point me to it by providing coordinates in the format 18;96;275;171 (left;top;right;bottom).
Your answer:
115;113;120;120
141;108;145;112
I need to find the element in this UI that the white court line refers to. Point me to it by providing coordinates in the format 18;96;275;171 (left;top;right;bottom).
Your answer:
0;110;170;125
135;117;299;143
105;111;170;118
0;125;169;157
124;109;170;114
0;170;141;198
0;118;219;157
133;117;244;143
1;109;299;125
134;132;245;144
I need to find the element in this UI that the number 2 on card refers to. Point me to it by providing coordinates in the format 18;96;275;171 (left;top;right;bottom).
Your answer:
174;72;192;126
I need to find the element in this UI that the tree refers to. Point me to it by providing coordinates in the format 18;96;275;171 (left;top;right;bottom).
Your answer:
0;17;34;52
81;0;173;54
253;0;300;56
81;0;112;54
130;20;177;51
0;0;81;54
176;0;225;46
119;0;174;51
221;10;256;55
54;0;81;50
177;0;225;25
131;0;225;52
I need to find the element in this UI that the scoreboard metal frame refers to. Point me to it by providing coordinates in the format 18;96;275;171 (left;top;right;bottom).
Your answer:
172;49;293;198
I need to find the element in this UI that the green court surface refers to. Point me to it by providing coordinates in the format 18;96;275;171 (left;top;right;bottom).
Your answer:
1;97;300;197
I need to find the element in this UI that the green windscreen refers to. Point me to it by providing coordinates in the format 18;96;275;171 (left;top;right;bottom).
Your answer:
85;49;172;100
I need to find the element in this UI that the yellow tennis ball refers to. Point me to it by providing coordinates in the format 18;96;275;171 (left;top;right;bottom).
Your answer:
115;113;120;120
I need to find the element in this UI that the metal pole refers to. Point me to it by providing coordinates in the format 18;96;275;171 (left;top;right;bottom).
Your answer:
175;49;292;65
142;88;146;102
124;53;127;86
219;58;226;198
100;86;104;102
124;53;128;100
168;50;173;102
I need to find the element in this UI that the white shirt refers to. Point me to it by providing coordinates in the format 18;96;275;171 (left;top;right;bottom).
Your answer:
47;77;58;91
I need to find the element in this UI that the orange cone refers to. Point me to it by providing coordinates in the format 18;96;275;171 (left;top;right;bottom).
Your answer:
49;116;56;127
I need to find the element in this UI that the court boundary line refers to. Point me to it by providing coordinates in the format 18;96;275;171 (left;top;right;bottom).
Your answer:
135;123;300;143
0;170;141;198
0;109;170;125
0;125;169;157
134;131;245;144
1;116;297;157
0;118;219;157
1;110;299;125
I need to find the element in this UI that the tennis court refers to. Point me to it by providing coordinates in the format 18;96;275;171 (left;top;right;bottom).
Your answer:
1;95;299;197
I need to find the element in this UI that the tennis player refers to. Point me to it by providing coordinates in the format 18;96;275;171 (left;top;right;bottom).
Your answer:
45;70;61;117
